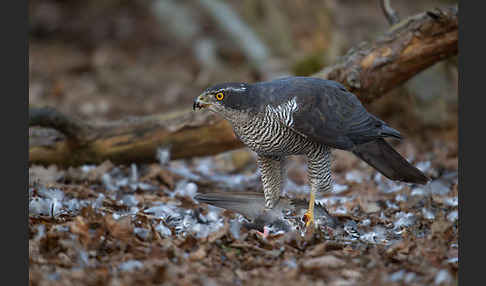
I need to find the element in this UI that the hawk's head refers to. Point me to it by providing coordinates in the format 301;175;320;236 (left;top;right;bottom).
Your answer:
193;82;253;114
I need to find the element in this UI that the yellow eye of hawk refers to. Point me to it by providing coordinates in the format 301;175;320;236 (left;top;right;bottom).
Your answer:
215;92;224;100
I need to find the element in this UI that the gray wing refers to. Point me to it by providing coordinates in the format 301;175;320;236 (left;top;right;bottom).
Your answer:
195;192;279;220
264;77;400;150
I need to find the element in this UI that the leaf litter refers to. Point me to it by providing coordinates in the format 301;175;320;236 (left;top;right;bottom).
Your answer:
29;141;458;285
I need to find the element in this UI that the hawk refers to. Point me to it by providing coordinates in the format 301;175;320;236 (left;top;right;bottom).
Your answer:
193;76;429;228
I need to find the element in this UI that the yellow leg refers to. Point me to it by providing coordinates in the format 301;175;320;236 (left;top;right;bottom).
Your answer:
303;191;315;228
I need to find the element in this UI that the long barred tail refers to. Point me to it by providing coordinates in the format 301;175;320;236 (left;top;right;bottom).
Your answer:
352;138;429;184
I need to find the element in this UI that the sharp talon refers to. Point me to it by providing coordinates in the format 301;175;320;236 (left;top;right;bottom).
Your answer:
303;213;309;223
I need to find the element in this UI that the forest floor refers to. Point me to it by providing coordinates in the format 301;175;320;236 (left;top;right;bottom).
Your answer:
29;127;458;286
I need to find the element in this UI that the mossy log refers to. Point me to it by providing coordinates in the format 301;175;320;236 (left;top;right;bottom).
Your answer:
29;6;458;167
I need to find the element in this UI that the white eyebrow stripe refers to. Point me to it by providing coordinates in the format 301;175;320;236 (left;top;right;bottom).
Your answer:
221;86;247;92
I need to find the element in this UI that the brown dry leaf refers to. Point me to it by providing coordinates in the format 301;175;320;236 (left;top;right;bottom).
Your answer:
68;216;90;246
301;255;346;269
142;165;176;189
431;219;453;236
306;243;328;257
207;223;230;243
104;215;133;241
141;164;162;181
189;246;207;261
386;240;413;258
359;198;381;214
176;235;199;251
341;269;362;280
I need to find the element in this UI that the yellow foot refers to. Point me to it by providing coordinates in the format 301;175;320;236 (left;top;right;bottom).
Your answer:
303;210;315;228
304;191;316;228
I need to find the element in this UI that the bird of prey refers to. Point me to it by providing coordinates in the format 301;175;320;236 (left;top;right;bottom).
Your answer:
193;76;429;228
194;191;338;233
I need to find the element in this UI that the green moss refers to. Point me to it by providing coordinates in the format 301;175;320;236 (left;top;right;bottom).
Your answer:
292;53;326;76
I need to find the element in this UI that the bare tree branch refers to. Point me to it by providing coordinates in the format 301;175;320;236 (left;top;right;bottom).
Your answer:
151;0;222;71
29;6;458;167
197;0;272;76
380;0;400;25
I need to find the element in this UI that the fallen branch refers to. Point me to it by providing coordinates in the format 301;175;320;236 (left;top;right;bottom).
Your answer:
29;110;244;166
29;106;93;142
29;6;458;167
316;6;458;103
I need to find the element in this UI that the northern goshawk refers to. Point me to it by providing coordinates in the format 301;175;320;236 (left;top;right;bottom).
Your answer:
193;76;429;228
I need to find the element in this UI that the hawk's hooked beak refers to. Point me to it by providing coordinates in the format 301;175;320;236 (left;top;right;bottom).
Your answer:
193;93;211;111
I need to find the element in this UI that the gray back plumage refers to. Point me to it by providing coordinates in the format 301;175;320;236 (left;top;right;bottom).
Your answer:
200;76;428;187
249;77;401;150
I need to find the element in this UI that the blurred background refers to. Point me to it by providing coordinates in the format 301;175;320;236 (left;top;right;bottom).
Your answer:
29;0;457;138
